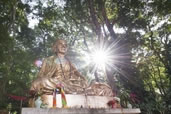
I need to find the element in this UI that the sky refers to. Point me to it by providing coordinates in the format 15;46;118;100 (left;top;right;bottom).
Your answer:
22;0;65;28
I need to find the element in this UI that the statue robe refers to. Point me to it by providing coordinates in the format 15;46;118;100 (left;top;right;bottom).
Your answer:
30;55;88;94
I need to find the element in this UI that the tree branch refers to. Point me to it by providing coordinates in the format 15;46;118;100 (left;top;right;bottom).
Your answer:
101;3;117;39
87;0;102;40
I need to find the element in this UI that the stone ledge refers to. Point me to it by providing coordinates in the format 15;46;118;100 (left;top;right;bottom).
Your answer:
22;108;141;114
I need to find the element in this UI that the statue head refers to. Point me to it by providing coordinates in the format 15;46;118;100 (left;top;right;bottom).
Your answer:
52;39;68;56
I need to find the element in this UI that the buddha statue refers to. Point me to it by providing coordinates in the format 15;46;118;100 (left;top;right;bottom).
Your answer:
29;39;113;107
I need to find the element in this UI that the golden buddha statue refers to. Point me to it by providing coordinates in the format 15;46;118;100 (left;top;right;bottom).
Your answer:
29;39;113;107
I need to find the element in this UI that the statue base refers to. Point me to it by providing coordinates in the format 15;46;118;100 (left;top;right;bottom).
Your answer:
22;108;141;114
40;94;114;108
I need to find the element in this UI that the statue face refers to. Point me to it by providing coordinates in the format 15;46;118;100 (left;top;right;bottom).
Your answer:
56;40;68;55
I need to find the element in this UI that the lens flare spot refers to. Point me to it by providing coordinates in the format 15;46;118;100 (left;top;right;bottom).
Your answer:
34;60;42;67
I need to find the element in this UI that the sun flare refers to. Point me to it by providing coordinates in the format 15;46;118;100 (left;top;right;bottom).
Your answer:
84;41;117;72
91;48;111;70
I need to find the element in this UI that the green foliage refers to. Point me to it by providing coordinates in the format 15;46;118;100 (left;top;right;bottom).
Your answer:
0;0;170;113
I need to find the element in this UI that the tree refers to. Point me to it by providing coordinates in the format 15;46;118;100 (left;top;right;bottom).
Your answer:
0;0;170;113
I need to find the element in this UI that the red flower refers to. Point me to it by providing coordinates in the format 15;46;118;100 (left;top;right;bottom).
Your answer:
130;93;139;103
8;94;27;101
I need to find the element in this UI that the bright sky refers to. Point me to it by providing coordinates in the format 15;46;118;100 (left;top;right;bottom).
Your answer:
22;0;65;28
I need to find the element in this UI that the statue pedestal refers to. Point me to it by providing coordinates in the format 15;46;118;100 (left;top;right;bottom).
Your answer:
26;94;140;114
22;108;141;114
41;94;114;108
